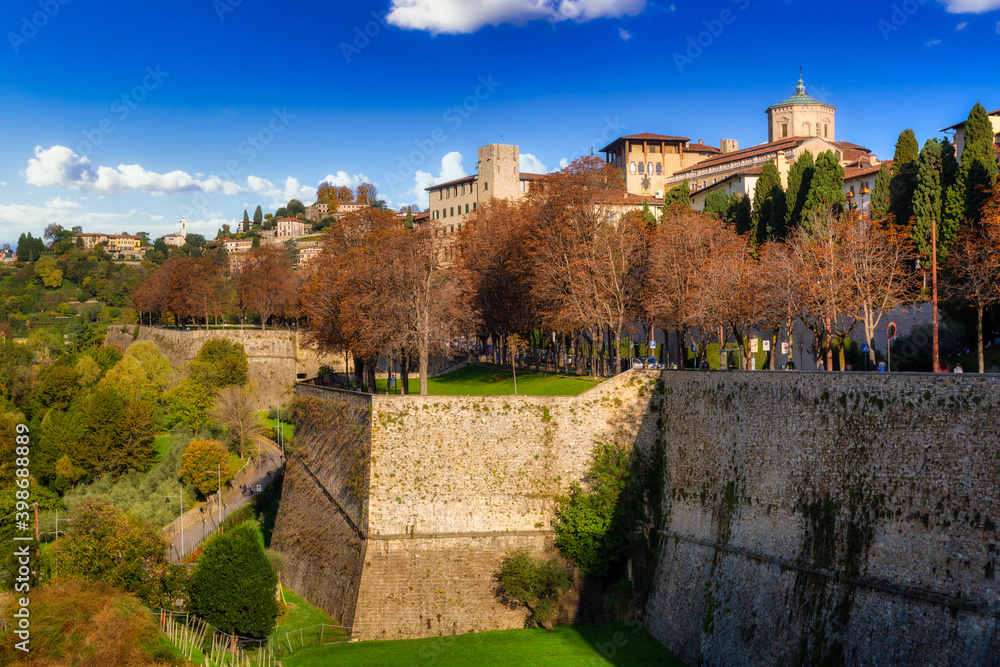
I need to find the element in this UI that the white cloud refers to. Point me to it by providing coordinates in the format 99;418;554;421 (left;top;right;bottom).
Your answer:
618;27;632;40
0;201;132;242
149;215;164;221
0;182;7;186
956;21;969;28
519;153;547;173
559;158;570;169
320;171;369;189
387;0;646;34
409;151;466;201
24;145;246;197
942;0;1000;12
926;38;942;45
44;197;82;209
246;175;317;208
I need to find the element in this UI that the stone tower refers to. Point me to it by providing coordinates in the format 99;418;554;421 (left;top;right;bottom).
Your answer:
477;144;520;205
766;74;836;143
179;217;187;237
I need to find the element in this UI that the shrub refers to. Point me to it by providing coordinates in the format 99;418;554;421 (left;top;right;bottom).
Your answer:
495;550;571;629
188;522;279;639
180;438;230;496
52;499;182;608
553;443;635;577
190;339;249;391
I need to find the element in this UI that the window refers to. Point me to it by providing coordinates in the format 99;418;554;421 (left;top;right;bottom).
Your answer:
824;124;829;138
460;184;465;195
473;202;477;210
519;180;525;192
465;204;469;213
648;162;653;175
450;225;454;233
656;163;662;175
637;162;644;174
629;162;636;174
781;123;788;138
438;191;443;200
446;189;451;199
484;182;488;190
450;207;454;216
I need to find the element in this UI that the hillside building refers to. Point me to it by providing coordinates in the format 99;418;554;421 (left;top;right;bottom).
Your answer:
941;106;1000;162
161;218;188;247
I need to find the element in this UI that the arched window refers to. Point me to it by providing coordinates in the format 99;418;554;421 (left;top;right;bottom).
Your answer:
802;122;811;136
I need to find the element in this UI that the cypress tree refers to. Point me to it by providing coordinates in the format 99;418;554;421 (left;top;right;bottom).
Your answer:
871;164;892;219
785;151;815;230
732;193;752;235
941;138;958;191
704;190;731;220
752;160;783;244
188;523;279;639
253;205;263;226
911;139;944;260
404;206;414;229
889;129;920;225
770;189;788;240
802;150;846;227
640;201;656;229
242;209;250;228
958;102;998;223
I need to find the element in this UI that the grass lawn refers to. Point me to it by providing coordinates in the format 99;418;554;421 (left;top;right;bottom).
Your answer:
373;363;602;396
257;412;294;442
274;588;346;643
153;433;171;461
283;623;683;667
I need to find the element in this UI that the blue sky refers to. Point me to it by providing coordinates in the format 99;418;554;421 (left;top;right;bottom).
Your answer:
1;0;998;245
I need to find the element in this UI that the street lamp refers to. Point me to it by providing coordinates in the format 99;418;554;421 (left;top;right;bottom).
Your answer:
165;484;184;560
206;464;223;523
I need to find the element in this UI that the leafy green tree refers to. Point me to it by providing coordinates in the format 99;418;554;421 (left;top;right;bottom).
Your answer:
35;256;64;288
188;522;279;638
274;207;288;219
941;137;959;191
52;499;181;608
100;341;174;404
785;151;815;230
871;163;892;219
36;364;79;410
286;199;306;218
190;339;249;391
72;387;158;478
553;443;635;577
703;190;732;220
165;378;213;433
889;129;920;225
16;233;46;262
803;150;846;225
92;344;123;371
495;550;571;629
253;205;263;226
662;180;691;207
958;102;999;223
180;438;230;495
752;160;786;243
75;355;102;386
911;138;946;260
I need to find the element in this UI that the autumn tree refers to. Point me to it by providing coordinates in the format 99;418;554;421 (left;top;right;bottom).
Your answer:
944;185;1000;372
356;182;378;205
236;245;298;329
180;438;230;496
167;257;226;327
455;199;538;356
316;181;339;211
754;240;804;369
211;384;266;456
335;185;354;203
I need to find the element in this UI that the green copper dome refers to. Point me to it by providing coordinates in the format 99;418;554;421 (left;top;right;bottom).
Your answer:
769;76;831;108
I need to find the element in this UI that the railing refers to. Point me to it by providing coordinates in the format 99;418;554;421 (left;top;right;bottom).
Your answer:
158;609;357;667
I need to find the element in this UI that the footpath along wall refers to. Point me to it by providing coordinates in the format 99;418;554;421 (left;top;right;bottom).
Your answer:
272;368;1000;662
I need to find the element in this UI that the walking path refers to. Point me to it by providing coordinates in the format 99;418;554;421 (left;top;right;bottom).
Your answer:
168;441;283;562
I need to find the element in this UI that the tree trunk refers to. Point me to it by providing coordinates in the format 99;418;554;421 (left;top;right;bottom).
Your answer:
978;304;985;374
354;357;364;390
419;333;429;396
838;336;847;371
401;353;410;394
614;329;622;375
718;324;726;369
825;315;834;370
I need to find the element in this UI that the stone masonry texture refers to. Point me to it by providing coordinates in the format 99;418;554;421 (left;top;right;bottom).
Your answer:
274;369;1000;662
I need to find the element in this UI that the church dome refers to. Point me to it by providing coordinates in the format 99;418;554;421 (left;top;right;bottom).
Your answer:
768;75;833;109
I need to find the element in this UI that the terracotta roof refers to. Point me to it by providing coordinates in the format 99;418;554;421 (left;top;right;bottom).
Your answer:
843;164;884;181
941;108;1000;132
275;217;307;222
674;137;807;175
685;142;721;154
599;133;690;153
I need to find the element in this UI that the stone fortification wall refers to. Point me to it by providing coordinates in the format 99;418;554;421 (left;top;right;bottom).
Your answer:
644;371;1000;665
274;368;1000;660
105;325;346;408
274;372;655;639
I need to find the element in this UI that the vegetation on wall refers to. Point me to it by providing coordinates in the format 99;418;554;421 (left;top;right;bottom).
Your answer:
495;550;571;629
